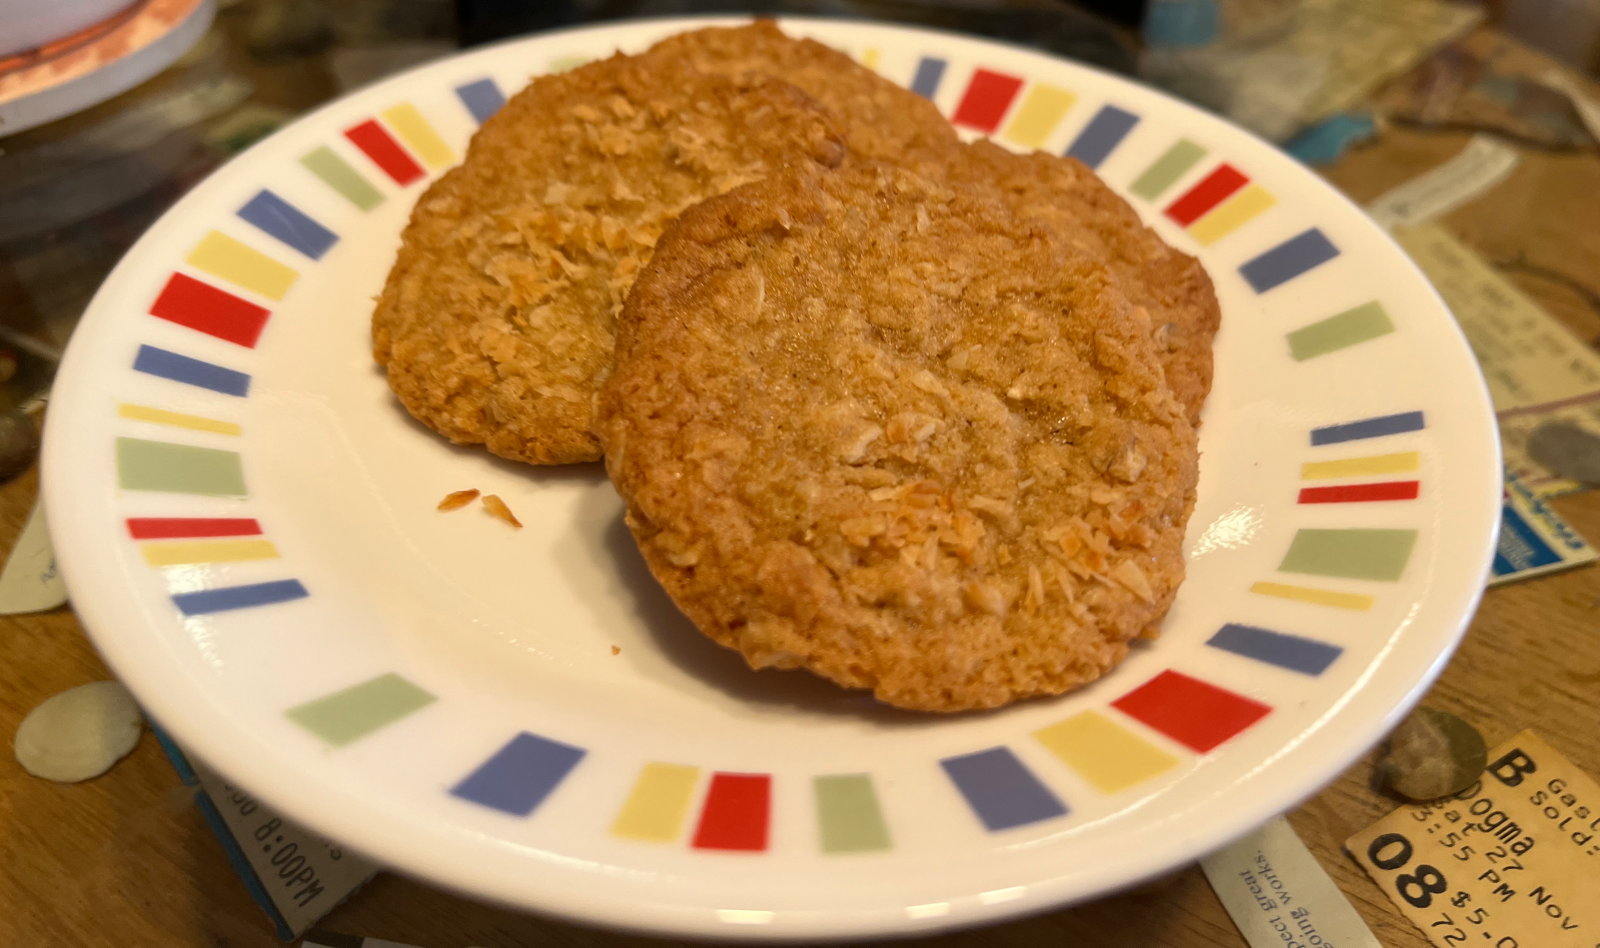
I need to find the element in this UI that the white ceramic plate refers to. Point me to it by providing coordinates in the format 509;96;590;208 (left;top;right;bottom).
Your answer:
44;16;1501;941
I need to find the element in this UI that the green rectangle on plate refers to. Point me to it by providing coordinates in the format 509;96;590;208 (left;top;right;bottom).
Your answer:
116;437;246;496
814;773;891;853
300;146;383;211
1288;301;1395;360
1129;139;1205;200
286;673;436;746
1278;528;1418;581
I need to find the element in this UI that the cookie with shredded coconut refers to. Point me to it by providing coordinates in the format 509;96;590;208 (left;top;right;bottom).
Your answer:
598;164;1198;712
644;20;957;171
372;46;845;464
950;140;1221;424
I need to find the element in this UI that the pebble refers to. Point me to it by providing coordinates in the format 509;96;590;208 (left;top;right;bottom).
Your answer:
14;682;144;783
1527;421;1600;484
1380;707;1487;801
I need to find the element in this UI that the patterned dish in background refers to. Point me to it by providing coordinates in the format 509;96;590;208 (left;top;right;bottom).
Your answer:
43;17;1500;940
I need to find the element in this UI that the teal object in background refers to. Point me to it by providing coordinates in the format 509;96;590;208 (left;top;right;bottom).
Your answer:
1286;113;1379;165
1143;0;1222;48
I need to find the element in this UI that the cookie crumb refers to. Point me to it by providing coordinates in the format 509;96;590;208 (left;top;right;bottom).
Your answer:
437;488;480;510
482;494;522;528
611;645;621;655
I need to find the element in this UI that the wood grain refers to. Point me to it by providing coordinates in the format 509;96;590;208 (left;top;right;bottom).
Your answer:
3;23;1598;948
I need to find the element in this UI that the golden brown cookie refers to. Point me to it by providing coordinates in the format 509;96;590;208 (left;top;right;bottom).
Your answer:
372;48;845;464
598;164;1199;712
949;141;1220;424
644;20;957;169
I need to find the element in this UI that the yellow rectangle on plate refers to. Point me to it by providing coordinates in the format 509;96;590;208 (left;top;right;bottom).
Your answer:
118;403;241;436
1250;581;1374;610
185;231;298;301
1301;451;1420;480
1001;84;1077;150
611;762;699;842
380;103;457;169
140;539;279;567
1034;710;1178;793
1189;184;1276;245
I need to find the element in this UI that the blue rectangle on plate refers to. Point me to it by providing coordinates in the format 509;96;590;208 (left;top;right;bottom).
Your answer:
1065;105;1139;168
940;747;1066;831
172;579;308;615
1310;410;1425;445
911;57;946;100
1239;228;1339;292
237;190;337;260
451;731;586;817
456;78;505;124
133;345;251;397
1207;623;1342;675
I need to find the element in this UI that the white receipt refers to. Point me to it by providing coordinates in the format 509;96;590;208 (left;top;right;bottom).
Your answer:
0;494;66;615
1202;815;1383;948
1366;135;1520;230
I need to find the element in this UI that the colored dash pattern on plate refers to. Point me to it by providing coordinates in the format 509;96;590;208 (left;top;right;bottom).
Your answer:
1247;413;1425;611
287;673;436;746
127;515;275;567
1127;139;1279;247
117;101;482;624
916;62;1287;250
911;60;1143;170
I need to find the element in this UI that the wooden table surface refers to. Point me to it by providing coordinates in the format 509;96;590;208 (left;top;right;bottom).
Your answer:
3;23;1598;948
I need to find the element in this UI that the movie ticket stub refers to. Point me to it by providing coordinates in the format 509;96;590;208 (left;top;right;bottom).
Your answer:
1347;731;1600;948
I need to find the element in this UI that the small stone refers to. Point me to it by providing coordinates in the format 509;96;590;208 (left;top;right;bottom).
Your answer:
1379;707;1486;801
14;682;144;783
1527;421;1600;484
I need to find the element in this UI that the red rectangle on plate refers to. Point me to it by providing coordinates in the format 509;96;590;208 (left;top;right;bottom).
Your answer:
1112;670;1270;752
1298;481;1420;504
344;119;424;185
126;517;263;540
951;68;1024;133
149;273;271;348
691;773;770;851
1165;164;1248;227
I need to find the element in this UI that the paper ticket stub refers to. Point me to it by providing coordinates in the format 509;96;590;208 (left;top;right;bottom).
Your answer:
0;494;66;615
188;756;379;938
1367;136;1520;230
1203;815;1383;948
1347;731;1600;948
1490;468;1597;585
1392;224;1600;498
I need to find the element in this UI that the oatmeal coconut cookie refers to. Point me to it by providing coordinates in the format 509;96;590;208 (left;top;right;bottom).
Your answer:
645;20;958;171
598;164;1199;711
372;45;845;464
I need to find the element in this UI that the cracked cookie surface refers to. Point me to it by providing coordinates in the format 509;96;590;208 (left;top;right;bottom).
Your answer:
598;164;1199;711
372;44;844;464
949;140;1220;424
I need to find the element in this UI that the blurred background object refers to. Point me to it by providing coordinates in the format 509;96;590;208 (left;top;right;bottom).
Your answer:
1489;0;1600;74
3;0;1597;420
0;0;136;59
455;0;1140;72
